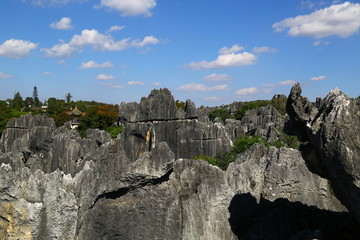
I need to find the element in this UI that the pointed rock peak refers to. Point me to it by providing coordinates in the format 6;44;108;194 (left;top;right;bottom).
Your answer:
289;82;302;97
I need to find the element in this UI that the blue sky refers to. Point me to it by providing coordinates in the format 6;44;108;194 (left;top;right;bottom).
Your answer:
0;0;359;106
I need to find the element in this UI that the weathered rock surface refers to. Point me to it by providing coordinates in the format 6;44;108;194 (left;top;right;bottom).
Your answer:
287;82;360;223
118;89;285;161
0;86;358;239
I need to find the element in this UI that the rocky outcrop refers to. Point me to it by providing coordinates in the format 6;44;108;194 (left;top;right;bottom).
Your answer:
0;86;358;239
119;89;285;161
287;82;360;223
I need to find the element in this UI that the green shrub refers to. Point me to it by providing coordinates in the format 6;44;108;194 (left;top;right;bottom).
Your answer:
175;100;186;109
234;100;270;120
106;125;124;138
209;108;230;122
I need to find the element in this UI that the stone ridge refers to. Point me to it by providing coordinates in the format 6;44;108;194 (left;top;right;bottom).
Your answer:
287;82;360;223
0;86;359;239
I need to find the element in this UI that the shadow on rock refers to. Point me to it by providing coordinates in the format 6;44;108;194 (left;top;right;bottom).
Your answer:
228;193;360;240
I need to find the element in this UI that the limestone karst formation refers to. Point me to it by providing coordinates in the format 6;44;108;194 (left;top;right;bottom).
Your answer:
0;85;359;239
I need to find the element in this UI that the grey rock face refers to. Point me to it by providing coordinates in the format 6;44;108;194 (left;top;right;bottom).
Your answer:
1;87;358;239
287;82;360;223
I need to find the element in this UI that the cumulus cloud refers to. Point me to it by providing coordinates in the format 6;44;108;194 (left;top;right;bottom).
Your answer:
0;39;38;59
218;44;244;55
177;83;228;92
128;81;145;86
42;72;51;75
42;43;78;58
0;72;12;79
203;73;231;82
278;80;296;85
311;75;327;81
187;44;257;70
96;73;114;80
99;0;157;17
42;29;159;57
100;82;124;88
273;2;360;38
80;60;114;69
132;36;159;47
235;87;271;96
252;46;277;53
107;25;125;33
50;17;72;30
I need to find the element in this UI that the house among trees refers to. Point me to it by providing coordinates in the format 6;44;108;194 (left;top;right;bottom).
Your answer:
67;106;85;129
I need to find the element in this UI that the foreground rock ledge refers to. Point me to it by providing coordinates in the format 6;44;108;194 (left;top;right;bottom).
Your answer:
287;82;360;223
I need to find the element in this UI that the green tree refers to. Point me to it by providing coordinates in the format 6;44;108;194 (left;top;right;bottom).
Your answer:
33;86;40;107
209;108;230;122
11;92;24;110
66;93;72;103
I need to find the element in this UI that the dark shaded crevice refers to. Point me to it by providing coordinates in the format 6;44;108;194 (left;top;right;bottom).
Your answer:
228;193;360;240
90;169;173;209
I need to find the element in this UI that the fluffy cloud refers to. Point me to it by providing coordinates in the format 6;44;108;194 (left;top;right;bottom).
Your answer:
235;87;271;96
218;44;244;55
177;83;228;92
204;96;221;101
152;82;161;86
42;43;78;58
99;0;157;17
278;80;296;85
203;73;231;82
252;46;277;53
132;36;159;47
96;73;114;80
107;25;125;33
273;2;360;38
42;29;159;57
0;39;38;59
50;17;72;30
42;72;51;75
187;44;257;70
0;72;12;79
26;0;90;7
311;75;327;81
80;61;114;69
128;81;145;86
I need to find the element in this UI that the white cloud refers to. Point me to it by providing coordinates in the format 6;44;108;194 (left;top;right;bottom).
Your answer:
128;81;145;86
0;72;12;79
203;73;231;82
204;96;221;101
278;80;296;85
42;29;159;58
152;82;161;86
235;87;272;96
50;17;72;30
273;2;360;38
80;60;114;69
26;0;89;7
252;46;277;53
100;82;124;88
311;75;327;81
218;44;244;55
312;40;331;46
96;73;114;80
0;39;38;59
236;87;259;96
187;45;257;70
107;25;125;33
99;0;157;17
178;83;229;92
43;72;51;75
42;42;78;58
132;36;159;47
